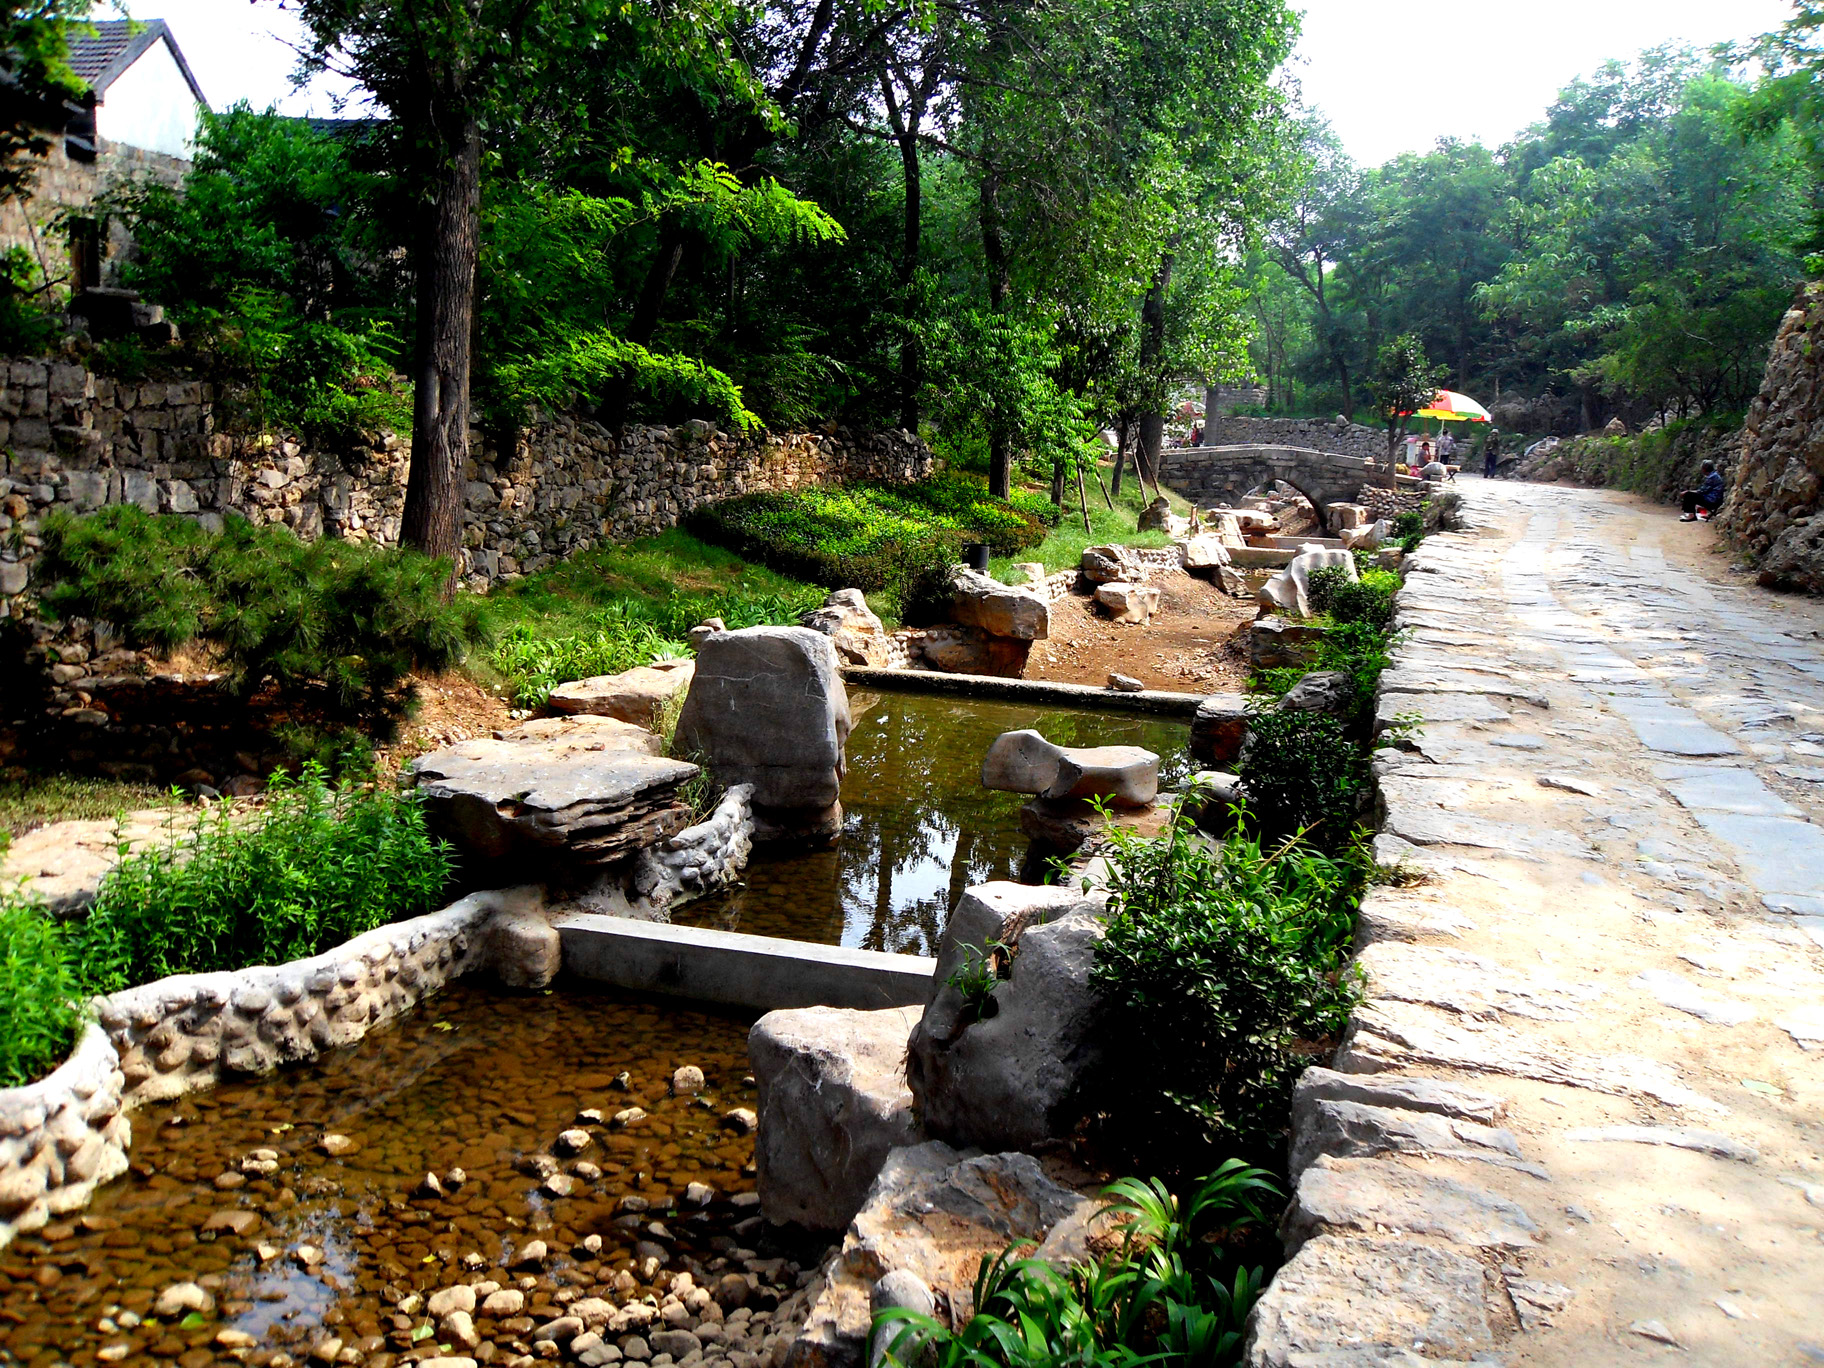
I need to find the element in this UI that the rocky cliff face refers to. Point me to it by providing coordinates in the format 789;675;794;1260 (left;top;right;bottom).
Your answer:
1717;283;1824;592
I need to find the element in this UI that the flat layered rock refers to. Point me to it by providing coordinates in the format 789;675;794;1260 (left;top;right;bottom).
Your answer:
411;738;697;864
1094;581;1161;624
1283;1156;1539;1253
547;659;695;728
980;729;1158;807
950;568;1050;640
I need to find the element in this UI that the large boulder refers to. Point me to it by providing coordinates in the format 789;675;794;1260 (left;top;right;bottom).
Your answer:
1177;533;1233;571
674;627;851;838
1250;617;1328;670
1094;581;1161;624
1191;694;1250;764
492;715;662;753
410;736;698;866
1080;544;1143;584
801;590;892;668
905;882;1107;1151
749;1006;923;1232
548;659;696;729
979;729;1158;807
910;625;1032;678
789;1143;1098;1368
1277;670;1354;716
949;568;1049;641
1258;545;1359;619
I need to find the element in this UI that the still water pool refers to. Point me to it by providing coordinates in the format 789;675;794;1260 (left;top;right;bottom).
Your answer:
673;691;1192;955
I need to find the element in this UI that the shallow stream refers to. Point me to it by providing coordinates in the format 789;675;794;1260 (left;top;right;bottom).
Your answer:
673;691;1193;954
0;981;762;1368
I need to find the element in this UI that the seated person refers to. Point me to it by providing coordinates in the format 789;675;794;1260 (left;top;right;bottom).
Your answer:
1421;453;1451;482
1679;461;1725;521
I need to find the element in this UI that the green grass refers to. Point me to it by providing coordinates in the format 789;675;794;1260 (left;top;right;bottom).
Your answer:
985;466;1191;581
0;887;86;1087
478;529;829;707
0;770;168;840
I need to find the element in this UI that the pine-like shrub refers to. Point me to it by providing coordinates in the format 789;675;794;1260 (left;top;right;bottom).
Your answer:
72;765;452;994
33;506;488;728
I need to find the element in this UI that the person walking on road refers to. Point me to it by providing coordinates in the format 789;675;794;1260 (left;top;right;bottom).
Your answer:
1482;426;1501;479
1679;461;1725;521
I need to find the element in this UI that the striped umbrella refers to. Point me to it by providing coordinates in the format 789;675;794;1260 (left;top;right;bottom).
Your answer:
1410;389;1491;422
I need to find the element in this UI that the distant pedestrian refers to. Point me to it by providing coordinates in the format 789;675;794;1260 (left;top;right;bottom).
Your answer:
1438;431;1456;461
1482;426;1501;479
1679;461;1725;521
1188;423;1203;447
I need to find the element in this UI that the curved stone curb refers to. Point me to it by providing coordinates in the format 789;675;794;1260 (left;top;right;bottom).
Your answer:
0;885;542;1249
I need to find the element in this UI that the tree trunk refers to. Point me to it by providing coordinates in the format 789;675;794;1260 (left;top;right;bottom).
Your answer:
1202;380;1221;442
1135;413;1163;495
401;116;482;571
980;166;1013;499
1111;419;1129;495
1135;246;1176;494
895;127;922;432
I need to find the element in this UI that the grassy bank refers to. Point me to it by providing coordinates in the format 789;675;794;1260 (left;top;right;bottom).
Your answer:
985;466;1191;581
0;771;167;841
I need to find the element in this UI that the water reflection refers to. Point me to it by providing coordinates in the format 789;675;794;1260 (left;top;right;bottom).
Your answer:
675;692;1192;954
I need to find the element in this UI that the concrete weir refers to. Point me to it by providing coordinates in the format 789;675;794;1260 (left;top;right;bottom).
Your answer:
842;665;1206;718
554;912;935;1012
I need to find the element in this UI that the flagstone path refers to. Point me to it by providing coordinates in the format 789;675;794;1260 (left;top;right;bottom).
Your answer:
1248;479;1824;1367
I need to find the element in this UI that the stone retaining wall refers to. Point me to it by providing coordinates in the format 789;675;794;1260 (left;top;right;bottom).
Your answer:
0;357;930;605
0;887;543;1249
1201;414;1386;461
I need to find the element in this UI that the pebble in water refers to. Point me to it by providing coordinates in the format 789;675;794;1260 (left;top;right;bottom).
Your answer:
0;981;770;1368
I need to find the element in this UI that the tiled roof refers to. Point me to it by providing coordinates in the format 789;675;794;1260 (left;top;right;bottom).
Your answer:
63;18;205;105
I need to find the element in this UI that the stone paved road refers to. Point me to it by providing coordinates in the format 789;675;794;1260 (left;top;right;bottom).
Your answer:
1247;480;1824;1368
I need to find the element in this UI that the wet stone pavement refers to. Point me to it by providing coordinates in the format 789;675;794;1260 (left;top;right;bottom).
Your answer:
1252;479;1824;1368
0;981;811;1368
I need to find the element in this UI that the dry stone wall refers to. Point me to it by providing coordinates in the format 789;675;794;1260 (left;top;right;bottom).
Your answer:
1716;282;1824;592
1200;414;1387;461
0;887;546;1249
0;357;931;609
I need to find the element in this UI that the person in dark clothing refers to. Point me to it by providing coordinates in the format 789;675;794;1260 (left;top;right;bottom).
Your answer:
1482;426;1501;478
1679;461;1725;520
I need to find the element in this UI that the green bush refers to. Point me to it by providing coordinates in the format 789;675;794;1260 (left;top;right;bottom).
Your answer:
33;506;489;729
687;475;1046;611
1237;707;1366;844
1391;508;1425;554
876;1163;1280;1368
72;765;452;995
0;887;86;1087
1089;812;1363;1175
1306;566;1399;632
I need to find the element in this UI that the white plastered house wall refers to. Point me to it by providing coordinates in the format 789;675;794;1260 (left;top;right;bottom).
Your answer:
95;32;202;158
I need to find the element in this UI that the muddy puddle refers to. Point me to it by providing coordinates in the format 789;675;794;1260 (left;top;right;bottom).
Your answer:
673;691;1192;954
0;979;769;1367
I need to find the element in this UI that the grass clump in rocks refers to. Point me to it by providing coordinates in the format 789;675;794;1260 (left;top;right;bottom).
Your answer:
876;1161;1281;1368
71;763;452;996
0;884;86;1087
1089;808;1362;1179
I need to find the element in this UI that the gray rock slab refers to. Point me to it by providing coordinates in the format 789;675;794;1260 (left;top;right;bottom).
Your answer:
1288;1097;1524;1179
1686;810;1824;899
412;740;696;815
1658;766;1800;818
1380;801;1593;861
1630;968;1753;1026
1358;941;1601;1021
1564;1125;1759;1162
1242;1234;1498;1368
1376;692;1513;732
1283;1156;1538;1253
1377;668;1548;708
1293;1066;1505;1124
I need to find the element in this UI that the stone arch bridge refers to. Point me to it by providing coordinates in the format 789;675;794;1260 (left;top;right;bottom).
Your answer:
1156;444;1399;532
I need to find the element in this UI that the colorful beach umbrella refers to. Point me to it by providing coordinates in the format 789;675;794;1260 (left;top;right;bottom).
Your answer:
1409;389;1491;422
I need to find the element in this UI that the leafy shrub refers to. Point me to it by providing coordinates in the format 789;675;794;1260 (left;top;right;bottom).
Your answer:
0;887;85;1087
0;246;61;355
1237;707;1366;844
876;1162;1280;1368
1392;508;1425;554
687;476;1046;611
72;765;452;995
1305;566;1399;632
1090;813;1363;1175
33;506;489;728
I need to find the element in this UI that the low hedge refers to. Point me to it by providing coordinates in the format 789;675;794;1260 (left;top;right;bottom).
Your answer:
687;473;1048;607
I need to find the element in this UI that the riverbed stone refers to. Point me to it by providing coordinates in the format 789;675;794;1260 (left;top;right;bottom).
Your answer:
980;730;1158;806
548;660;697;729
1094;581;1161;624
748;1005;922;1231
949;568;1049;641
1250;617;1328;669
1282;1156;1539;1253
674;627;852;831
905;883;1106;1150
1259;546;1359;619
1177;533;1233;572
800;590;892;668
411;737;698;867
1190;694;1250;764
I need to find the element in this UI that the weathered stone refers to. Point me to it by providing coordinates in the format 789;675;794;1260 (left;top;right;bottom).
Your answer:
1106;672;1145;692
979;730;1157;806
910;624;1034;677
801;590;892;668
949;568;1049;641
1292;1068;1505;1125
485;904;561;990
1018;797;1101;849
1276;671;1354;716
675;626;851;825
411;737;697;866
906;883;1106;1150
1243;1234;1497;1367
748;1005;922;1231
1259;546;1359;618
1190;694;1250;764
493;715;662;754
1250;617;1328;670
548;659;697;729
1287;1097;1526;1179
1177;533;1232;571
1283;1156;1539;1253
1079;545;1140;584
1094;581;1161;624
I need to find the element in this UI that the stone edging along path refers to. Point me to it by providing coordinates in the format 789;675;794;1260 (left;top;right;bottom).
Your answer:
1247;482;1824;1368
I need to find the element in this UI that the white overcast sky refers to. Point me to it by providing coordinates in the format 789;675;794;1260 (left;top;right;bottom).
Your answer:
133;0;1802;162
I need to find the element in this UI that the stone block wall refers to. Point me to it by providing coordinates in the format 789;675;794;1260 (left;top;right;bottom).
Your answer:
0;356;932;610
0;139;190;289
1199;414;1387;461
1715;282;1824;592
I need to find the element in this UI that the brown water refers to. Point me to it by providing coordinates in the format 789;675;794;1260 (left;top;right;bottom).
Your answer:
0;980;761;1368
673;691;1193;955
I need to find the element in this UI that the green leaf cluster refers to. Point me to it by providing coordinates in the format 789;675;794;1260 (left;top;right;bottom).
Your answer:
0;884;86;1088
72;765;452;997
32;505;489;729
1089;813;1363;1176
876;1163;1280;1368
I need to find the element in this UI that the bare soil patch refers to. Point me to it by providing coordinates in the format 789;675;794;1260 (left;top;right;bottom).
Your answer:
1024;570;1255;693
